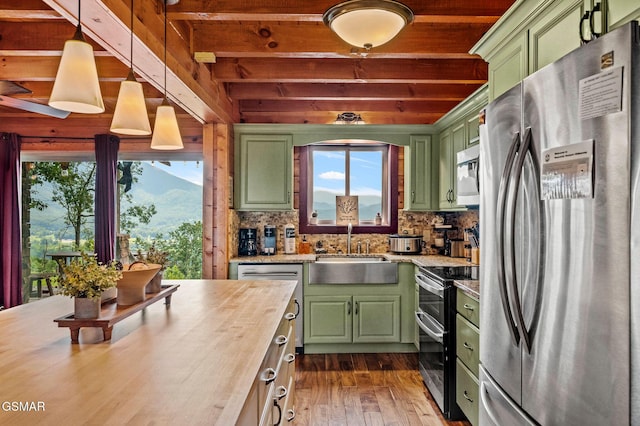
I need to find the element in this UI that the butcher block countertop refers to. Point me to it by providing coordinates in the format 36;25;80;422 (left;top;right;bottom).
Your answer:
0;279;296;425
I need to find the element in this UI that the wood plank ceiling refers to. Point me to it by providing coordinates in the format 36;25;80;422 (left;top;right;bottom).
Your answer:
0;0;515;144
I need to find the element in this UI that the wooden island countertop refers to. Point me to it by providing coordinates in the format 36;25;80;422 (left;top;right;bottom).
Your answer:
0;279;297;425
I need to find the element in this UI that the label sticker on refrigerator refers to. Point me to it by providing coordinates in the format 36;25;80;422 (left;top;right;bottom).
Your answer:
578;66;623;120
541;140;594;200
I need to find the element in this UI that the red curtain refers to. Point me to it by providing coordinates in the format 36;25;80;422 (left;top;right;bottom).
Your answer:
0;133;22;308
94;134;120;264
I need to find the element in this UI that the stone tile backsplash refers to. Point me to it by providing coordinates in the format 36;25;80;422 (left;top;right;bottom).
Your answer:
232;209;479;256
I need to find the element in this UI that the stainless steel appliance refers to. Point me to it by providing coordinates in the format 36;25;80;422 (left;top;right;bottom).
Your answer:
479;22;639;425
456;144;480;206
388;234;423;253
415;265;478;420
238;228;258;256
237;263;303;351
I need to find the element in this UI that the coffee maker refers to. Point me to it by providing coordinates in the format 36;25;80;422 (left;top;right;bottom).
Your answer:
238;228;258;256
263;225;276;255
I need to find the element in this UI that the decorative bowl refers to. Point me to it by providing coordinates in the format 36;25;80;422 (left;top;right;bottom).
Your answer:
116;263;162;306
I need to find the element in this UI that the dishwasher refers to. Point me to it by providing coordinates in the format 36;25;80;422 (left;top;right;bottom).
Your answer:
237;263;303;352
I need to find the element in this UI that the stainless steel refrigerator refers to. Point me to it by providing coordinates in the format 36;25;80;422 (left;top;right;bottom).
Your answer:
479;21;639;425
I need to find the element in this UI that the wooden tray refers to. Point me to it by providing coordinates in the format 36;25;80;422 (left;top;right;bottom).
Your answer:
54;284;179;343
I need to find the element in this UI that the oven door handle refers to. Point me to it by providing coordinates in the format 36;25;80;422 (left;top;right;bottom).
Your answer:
415;274;444;298
415;310;444;344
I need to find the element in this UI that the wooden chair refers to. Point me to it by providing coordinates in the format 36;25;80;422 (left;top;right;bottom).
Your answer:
27;272;56;298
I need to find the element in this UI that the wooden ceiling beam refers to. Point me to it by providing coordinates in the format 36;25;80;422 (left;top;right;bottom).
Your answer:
169;0;514;18
228;82;481;101
238;99;461;113
237;110;445;125
191;22;492;59
212;57;488;84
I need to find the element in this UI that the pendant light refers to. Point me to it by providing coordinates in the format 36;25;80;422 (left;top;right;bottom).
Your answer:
110;0;151;135
151;0;183;150
323;0;414;50
49;0;105;114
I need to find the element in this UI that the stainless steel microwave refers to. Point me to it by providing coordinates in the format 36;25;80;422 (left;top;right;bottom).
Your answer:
456;144;480;206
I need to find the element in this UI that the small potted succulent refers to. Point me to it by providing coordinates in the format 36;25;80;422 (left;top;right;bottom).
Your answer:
135;242;169;293
58;253;122;319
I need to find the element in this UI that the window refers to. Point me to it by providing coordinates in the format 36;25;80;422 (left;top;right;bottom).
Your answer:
299;143;398;234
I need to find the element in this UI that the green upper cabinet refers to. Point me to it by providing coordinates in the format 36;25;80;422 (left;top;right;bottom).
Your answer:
466;111;481;147
435;85;487;210
235;134;293;211
608;0;640;30
528;0;584;73
439;123;466;210
473;0;640;101
404;135;438;211
487;33;527;101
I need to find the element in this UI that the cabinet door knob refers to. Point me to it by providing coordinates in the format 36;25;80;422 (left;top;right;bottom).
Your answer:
463;390;474;403
463;341;474;351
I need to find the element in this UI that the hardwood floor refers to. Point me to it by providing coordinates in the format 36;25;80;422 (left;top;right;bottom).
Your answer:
294;352;471;426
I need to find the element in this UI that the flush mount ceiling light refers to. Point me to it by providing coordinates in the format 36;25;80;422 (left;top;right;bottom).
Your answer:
151;0;183;150
49;0;104;113
323;0;414;50
110;0;151;135
334;112;365;125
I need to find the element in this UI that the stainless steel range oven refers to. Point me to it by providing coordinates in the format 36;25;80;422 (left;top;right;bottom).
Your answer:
415;265;478;420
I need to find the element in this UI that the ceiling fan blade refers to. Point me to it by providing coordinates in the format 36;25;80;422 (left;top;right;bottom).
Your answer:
0;96;70;119
0;80;31;96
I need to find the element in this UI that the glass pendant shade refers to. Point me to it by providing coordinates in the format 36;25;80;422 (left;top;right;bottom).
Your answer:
110;71;151;135
323;0;414;49
49;33;105;114
150;102;183;150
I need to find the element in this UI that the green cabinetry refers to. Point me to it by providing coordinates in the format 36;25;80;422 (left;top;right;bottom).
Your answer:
609;0;640;29
455;288;480;425
404;135;438;211
303;262;415;354
435;85;487;210
438;123;466;209
235;134;293;211
473;0;640;101
305;295;400;344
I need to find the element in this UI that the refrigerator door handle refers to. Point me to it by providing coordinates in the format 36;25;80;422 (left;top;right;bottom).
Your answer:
496;131;521;347
506;127;533;353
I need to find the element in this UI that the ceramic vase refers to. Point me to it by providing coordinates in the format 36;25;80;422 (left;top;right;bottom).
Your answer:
74;297;100;319
100;287;117;302
145;271;163;294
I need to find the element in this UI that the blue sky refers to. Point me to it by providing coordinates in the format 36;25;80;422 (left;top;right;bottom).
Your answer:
313;150;382;196
146;161;203;186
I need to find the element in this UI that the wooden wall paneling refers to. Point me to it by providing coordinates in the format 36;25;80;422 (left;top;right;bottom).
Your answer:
202;122;232;279
202;123;214;279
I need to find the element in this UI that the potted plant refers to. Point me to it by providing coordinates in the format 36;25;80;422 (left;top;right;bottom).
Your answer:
58;253;122;319
135;242;169;293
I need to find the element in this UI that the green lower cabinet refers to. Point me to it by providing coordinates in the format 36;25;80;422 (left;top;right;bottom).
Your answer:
304;296;351;343
456;314;480;377
456;359;479;426
304;295;400;344
353;296;400;343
